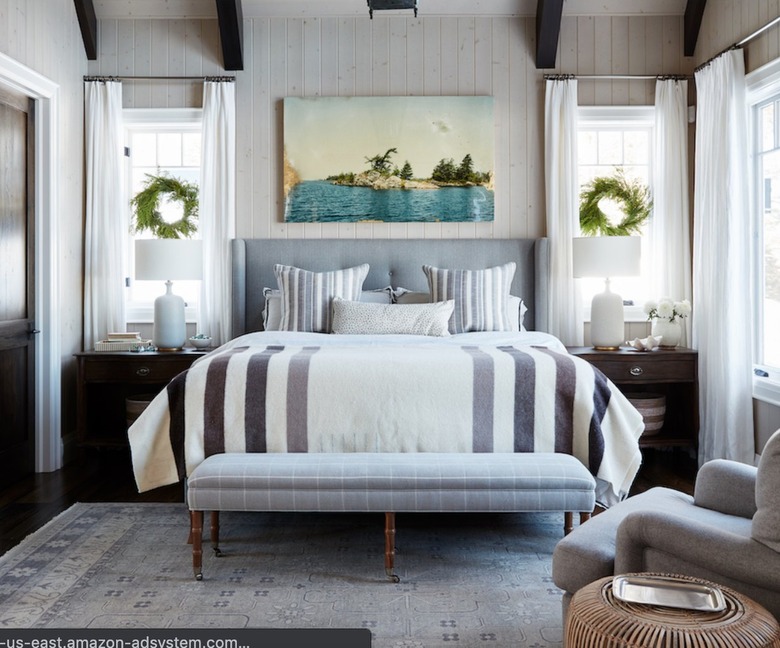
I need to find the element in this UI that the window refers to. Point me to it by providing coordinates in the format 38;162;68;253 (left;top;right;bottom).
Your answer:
123;109;202;323
748;61;780;404
577;107;654;321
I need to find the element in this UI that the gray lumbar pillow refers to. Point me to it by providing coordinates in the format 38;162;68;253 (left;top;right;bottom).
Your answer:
752;428;780;552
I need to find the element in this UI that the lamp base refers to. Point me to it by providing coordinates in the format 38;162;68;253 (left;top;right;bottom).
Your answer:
153;281;186;352
590;280;625;351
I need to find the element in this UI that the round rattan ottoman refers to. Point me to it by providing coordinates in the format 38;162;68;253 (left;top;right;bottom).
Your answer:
566;573;780;648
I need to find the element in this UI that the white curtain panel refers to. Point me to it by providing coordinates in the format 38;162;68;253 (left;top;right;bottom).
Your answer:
199;81;236;346
652;79;692;345
544;78;583;346
84;80;126;349
693;49;754;465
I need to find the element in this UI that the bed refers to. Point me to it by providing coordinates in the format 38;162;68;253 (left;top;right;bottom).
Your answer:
128;238;644;508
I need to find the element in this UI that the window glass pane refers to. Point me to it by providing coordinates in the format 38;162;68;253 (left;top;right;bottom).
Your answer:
132;133;156;166
182;132;202;166
597;131;623;165
762;147;780;367
157;133;182;167
578;131;598;165
624;130;649;165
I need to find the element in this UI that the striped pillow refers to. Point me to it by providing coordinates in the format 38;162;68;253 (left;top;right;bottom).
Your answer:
423;262;516;333
274;263;370;332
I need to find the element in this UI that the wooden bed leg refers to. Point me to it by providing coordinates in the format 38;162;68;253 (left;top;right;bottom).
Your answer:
210;511;222;557
384;512;400;583
580;511;591;525
191;510;204;580
564;511;573;535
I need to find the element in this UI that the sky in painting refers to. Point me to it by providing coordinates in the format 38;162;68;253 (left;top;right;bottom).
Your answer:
284;96;494;181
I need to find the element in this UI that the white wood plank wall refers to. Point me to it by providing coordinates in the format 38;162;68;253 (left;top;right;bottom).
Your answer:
90;14;691;240
696;0;780;72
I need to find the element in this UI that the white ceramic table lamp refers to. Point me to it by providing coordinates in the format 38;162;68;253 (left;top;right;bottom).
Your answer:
135;239;203;351
573;236;641;350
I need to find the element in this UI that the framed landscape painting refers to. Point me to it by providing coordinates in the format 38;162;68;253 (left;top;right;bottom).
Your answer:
283;96;494;223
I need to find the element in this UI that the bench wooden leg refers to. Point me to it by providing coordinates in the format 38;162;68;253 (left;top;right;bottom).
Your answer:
580;511;591;525
210;511;223;557
191;510;204;580
564;512;573;535
384;512;400;583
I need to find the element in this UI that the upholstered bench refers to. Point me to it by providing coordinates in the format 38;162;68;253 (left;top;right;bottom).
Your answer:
187;451;596;581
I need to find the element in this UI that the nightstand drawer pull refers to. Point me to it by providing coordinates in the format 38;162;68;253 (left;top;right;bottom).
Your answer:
630;366;644;377
136;367;151;377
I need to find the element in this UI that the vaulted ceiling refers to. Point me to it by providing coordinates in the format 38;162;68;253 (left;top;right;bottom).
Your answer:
73;0;707;72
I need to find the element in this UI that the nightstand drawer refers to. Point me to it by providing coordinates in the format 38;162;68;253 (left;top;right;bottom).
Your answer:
82;357;195;382
595;358;696;383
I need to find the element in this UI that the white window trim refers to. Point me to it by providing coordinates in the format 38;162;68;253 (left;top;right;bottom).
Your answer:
747;57;780;406
123;108;203;324
578;105;654;325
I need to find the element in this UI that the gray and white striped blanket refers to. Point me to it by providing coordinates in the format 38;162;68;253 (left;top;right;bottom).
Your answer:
128;340;644;506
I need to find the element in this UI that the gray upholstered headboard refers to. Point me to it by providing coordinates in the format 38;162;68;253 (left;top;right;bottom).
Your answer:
231;238;549;338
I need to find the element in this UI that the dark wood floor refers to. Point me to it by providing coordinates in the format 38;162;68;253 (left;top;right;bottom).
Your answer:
0;446;698;556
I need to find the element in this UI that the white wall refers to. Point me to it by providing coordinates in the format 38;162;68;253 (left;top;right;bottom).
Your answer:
0;0;87;438
90;13;692;241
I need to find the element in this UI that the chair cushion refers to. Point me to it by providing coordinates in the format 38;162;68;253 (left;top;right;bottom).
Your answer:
753;429;780;553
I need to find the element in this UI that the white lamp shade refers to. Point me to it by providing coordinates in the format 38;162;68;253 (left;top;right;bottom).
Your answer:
572;236;641;278
135;239;203;281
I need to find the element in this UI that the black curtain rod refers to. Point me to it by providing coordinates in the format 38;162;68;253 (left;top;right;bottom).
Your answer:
544;74;689;81
695;15;780;74
84;75;235;82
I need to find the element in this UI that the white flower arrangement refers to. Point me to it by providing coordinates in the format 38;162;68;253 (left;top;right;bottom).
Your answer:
643;298;692;323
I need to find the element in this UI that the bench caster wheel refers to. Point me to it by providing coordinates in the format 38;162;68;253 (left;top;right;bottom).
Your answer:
213;547;223;557
195;572;203;581
386;568;400;583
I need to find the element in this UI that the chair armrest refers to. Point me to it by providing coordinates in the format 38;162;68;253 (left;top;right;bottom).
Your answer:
615;509;780;593
694;459;757;519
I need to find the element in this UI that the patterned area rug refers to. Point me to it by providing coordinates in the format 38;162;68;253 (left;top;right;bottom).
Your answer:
0;503;566;647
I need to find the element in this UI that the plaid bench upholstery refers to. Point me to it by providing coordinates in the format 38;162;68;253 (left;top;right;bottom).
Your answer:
187;452;596;581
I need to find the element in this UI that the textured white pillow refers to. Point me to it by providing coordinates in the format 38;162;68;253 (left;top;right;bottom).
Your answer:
393;288;528;332
274;263;370;333
422;262;517;334
263;287;390;331
331;298;454;336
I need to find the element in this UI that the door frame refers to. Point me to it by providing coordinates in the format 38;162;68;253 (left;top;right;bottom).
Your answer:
0;52;62;472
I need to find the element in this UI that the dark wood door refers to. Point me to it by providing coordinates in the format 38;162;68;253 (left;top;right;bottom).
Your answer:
0;89;35;487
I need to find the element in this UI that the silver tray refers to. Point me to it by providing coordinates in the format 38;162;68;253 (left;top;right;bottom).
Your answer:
612;575;726;612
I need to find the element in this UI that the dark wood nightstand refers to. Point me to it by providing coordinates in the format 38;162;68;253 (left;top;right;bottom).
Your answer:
74;349;208;448
566;346;699;449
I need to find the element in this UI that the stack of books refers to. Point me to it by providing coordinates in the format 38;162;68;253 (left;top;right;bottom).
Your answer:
94;332;152;352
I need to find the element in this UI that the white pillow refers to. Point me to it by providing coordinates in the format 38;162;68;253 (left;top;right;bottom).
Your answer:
393;287;528;332
331;298;454;337
274;263;370;333
263;287;390;331
421;262;517;334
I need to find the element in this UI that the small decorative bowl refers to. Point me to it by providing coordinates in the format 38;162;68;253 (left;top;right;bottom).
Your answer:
189;335;212;349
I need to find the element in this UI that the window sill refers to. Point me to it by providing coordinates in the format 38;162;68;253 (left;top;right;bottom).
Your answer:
753;374;780;407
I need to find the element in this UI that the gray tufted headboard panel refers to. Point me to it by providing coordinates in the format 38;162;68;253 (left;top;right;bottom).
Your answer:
231;238;549;338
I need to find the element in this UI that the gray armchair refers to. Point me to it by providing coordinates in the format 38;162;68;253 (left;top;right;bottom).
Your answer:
552;429;780;623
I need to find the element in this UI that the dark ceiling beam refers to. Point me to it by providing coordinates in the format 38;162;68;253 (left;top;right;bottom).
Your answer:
73;0;98;60
684;0;707;57
216;0;244;71
536;0;564;69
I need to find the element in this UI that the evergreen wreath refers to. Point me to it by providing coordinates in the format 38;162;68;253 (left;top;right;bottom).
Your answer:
579;169;652;236
130;173;199;239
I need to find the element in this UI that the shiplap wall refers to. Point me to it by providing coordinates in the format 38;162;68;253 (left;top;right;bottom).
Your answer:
90;14;692;240
696;0;780;72
0;0;87;433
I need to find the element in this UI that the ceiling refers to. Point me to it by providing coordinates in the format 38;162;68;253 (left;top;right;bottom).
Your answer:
78;0;704;71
